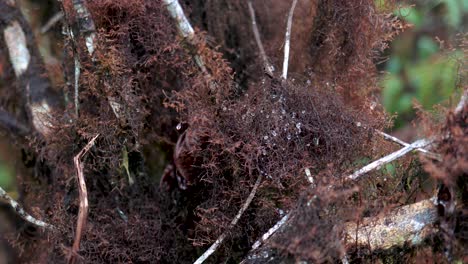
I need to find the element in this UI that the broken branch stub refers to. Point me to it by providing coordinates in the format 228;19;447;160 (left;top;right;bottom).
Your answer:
344;198;438;251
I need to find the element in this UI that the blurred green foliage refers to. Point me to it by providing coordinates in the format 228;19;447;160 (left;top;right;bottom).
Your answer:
380;0;467;128
0;161;14;191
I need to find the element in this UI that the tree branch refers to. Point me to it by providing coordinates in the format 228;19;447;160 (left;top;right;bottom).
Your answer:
247;1;274;77
455;88;467;114
162;0;208;74
376;130;441;160
0;186;53;229
69;134;99;264
282;0;298;80
348;138;432;180
344;198;438;251
243;198;439;263
194;174;263;264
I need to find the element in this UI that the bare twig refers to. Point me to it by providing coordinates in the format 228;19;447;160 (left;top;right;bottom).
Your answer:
376;130;441;161
247;1;274;76
348;138;432;180
455;88;467;114
0;186;53;229
62;0;98;117
282;0;298;80
73;56;80;117
252;213;289;250
40;11;64;34
66;26;81;117
162;0;208;74
162;0;194;39
194;174;263;264
70;134;99;264
68;0;97;57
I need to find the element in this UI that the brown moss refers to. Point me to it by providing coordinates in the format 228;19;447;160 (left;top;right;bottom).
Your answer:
3;0;443;263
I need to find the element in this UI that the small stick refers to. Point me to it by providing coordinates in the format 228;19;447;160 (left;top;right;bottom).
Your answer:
194;174;263;264
72;29;81;117
40;11;63;34
348;138;432;180
162;0;195;39
62;0;98;117
163;0;208;74
251;213;289;250
247;1;274;76
455;88;467;114
0;186;53;229
376;130;441;160
282;0;298;80
70;134;99;264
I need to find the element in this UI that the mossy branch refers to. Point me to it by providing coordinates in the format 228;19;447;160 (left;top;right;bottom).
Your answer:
0;186;54;229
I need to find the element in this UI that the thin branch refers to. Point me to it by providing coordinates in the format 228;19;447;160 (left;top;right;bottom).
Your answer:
282;0;298;80
194;174;263;264
66;26;81;117
348;138;432;180
163;0;194;39
74;56;80;117
247;1;274;76
376;130;441;161
455;88;467;114
252;213;289;250
0;186;54;229
68;0;97;57
162;0;208;74
70;134;99;264
40;11;64;34
62;0;98;117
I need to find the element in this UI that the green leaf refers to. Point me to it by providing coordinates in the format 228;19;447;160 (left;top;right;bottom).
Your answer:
395;6;422;28
384;163;396;177
382;74;404;112
396;94;414;113
417;37;439;60
386;57;402;74
443;0;463;28
0;162;14;191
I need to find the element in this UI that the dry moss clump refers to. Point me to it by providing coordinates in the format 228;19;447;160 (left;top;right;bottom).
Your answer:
168;73;384;258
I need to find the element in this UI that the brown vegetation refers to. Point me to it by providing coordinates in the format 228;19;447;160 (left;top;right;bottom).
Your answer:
0;0;465;263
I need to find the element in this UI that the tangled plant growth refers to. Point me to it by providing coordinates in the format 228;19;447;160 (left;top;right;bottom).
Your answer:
0;0;465;263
